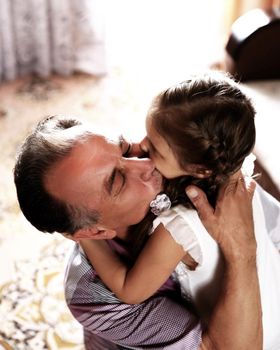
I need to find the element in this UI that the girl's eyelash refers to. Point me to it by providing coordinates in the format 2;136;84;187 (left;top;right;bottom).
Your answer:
148;141;164;159
149;142;157;156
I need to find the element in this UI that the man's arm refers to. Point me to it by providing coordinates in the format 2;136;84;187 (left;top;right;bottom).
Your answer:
186;175;263;350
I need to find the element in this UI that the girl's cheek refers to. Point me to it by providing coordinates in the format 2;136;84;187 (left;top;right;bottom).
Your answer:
155;161;165;174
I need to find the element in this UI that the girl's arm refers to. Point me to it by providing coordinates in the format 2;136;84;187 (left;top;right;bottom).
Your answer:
80;223;186;304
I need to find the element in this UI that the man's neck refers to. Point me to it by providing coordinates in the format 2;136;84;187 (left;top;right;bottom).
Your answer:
115;226;129;241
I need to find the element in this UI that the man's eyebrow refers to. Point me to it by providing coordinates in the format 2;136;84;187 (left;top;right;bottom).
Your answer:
118;135;124;149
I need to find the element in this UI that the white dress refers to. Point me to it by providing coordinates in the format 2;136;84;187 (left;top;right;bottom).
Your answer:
152;186;280;350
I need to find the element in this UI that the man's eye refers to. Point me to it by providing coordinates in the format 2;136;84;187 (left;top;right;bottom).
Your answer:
114;171;126;196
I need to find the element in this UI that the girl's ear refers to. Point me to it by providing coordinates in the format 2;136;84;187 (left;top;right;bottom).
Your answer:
65;226;117;242
190;165;212;179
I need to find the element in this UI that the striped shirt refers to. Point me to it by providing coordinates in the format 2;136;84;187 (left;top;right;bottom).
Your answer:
64;241;203;349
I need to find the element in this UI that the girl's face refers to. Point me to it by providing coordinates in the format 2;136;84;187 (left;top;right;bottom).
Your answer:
141;116;188;179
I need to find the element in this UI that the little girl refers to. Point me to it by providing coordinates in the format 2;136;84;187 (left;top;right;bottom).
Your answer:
81;72;280;350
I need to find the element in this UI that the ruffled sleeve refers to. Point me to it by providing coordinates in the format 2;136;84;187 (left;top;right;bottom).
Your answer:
152;207;203;266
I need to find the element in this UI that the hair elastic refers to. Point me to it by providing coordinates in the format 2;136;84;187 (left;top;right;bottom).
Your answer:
150;193;171;216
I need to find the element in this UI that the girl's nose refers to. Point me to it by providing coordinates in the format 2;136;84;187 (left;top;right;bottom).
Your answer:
139;136;149;154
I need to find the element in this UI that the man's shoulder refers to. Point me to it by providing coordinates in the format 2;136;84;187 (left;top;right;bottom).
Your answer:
64;243;121;305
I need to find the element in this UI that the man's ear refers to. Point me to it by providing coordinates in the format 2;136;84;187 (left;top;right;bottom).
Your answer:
70;226;117;242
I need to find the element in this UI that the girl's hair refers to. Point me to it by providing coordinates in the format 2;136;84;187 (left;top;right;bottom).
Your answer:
128;71;256;257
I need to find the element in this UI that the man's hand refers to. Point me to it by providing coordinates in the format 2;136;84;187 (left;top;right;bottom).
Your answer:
186;173;257;261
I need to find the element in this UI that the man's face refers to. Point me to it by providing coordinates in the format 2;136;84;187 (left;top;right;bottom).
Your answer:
45;133;163;235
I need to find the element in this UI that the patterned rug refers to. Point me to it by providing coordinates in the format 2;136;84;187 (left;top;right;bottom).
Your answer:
0;239;84;350
0;74;104;350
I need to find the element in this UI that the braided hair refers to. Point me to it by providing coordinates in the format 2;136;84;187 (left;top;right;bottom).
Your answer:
150;71;255;206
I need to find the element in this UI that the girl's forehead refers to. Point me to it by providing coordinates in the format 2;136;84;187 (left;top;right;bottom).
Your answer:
145;114;152;125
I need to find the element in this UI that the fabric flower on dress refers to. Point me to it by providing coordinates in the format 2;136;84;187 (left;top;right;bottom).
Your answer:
150;194;171;216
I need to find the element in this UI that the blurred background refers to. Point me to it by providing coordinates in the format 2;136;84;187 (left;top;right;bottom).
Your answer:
0;0;279;349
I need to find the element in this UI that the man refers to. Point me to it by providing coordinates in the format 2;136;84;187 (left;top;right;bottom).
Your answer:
14;115;262;349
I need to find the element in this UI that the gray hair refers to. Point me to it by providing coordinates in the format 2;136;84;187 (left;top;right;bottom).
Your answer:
14;115;99;235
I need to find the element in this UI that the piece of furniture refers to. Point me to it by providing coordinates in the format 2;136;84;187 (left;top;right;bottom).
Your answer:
249;80;280;201
225;8;280;81
224;8;280;200
242;81;280;201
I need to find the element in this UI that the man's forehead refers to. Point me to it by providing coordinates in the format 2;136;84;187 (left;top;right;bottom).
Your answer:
67;135;120;172
82;132;120;147
45;135;118;205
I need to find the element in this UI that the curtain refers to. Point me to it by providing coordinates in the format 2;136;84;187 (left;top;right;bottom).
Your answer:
0;0;107;82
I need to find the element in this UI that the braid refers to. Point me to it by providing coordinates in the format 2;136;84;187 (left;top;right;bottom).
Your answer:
195;100;250;178
152;72;255;187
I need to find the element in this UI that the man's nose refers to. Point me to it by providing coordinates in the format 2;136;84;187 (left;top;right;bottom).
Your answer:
124;157;155;181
